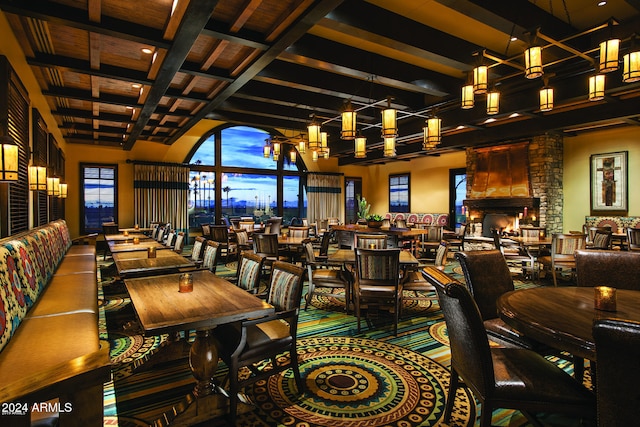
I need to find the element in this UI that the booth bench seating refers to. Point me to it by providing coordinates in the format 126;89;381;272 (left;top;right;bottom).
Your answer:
0;220;110;426
385;212;449;227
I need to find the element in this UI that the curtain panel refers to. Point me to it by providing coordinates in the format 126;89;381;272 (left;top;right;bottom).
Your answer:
307;173;341;224
133;163;190;233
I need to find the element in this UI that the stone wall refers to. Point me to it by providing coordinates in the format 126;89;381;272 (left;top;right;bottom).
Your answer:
465;133;564;234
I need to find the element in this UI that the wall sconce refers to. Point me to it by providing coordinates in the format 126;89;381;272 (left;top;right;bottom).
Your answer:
58;183;68;199
461;84;474;109
539;86;554;111
312;150;318;162
47;176;60;196
354;135;366;158
307;116;321;151
589;74;606;101
623;50;640;83
383;136;396;157
341;100;356;140
298;138;306;154
486;90;500;115
423;117;441;150
28;165;47;190
381;98;397;138
599;38;620;73
0;136;19;182
524;45;543;78
473;65;488;94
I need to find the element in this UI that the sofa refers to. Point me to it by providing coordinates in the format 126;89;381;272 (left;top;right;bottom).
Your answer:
0;220;110;426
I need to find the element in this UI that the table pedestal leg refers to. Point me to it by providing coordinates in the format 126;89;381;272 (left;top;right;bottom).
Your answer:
189;330;219;397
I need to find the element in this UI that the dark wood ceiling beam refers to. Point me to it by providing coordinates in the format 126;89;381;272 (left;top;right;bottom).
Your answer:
205;109;315;131
163;88;211;103
65;134;125;144
51;108;132;122
0;0;171;49
28;53;153;85
202;19;270;50
60;122;127;134
166;0;346;145
179;61;234;82
123;0;221;150
43;87;140;109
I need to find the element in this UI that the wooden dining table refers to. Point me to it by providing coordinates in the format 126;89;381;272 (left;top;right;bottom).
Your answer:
124;270;274;426
107;239;169;253
113;249;194;278
498;286;640;361
105;232;151;242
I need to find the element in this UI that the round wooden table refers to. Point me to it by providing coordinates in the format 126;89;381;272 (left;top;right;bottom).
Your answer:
497;287;640;361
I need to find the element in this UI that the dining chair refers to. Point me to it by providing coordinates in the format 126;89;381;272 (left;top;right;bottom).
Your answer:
230;229;252;260
172;231;186;254
266;217;282;235
416;225;443;259
164;230;177;248
538;233;587;287
315;218;329;238
395;218;408;228
284;226;309;262
492;229;536;278
353;248;402;336
201;223;211;238
186;236;207;267
253;233;286;281
587;227;613;250
302;241;350;312
593;318;640;427
627;227;640;251
435;281;595;427
101;222;120;259
201;240;221;273
214;261;306;425
446;223;467;252
209;225;231;261
575;249;640;290
327;217;340;228
238;220;255;232
354;233;387;249
401;241;449;310
230;251;265;295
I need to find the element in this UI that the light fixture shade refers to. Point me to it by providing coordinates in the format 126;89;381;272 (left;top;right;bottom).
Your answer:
320;132;328;153
423;117;441;150
486;91;500;115
341;102;357;140
263;140;271;158
47;176;60;196
473;65;488;94
290;150;297;163
539;86;554;111
0;136;19;182
354;136;366;158
58;183;68;199
323;147;330;159
307;121;321;150
312;150;318;162
524;46;543;78
461;84;474;109
381;107;397;138
298;139;306;154
623;51;640;83
29;165;47;190
272;141;280;156
589;74;606;101
383;136;396;157
599;38;620;73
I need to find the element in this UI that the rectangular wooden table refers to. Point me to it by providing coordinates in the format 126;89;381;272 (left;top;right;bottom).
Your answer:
114;250;194;278
124;270;274;425
108;239;169;253
105;233;151;242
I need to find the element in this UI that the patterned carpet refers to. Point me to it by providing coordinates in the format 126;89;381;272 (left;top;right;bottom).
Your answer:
99;250;587;427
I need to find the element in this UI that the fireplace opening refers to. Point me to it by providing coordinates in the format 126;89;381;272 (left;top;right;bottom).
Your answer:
481;213;517;238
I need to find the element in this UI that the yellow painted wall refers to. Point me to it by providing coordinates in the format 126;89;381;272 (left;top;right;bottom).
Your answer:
564;126;640;232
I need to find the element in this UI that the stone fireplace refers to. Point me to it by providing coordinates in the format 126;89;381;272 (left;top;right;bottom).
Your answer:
464;134;564;235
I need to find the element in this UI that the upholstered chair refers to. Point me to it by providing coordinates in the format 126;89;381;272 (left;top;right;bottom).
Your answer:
627;227;640;251
436;281;595;427
354;233;387;249
201;240;220;273
201;223;211;238
538;233;586;287
172;231;185;254
210;225;230;261
491;229;536;278
587;227;613;250
302;241;350;311
575;249;640;290
230;251;265;295
401;241;449;309
186;236;207;266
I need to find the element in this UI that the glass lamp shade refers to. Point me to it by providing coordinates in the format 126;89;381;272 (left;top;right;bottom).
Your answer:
623;51;640;83
354;136;366;158
290;150;297;163
323;147;330;159
473;65;488;94
539;87;554;111
312;150;318;162
0;136;19;182
524;46;543;78
263;143;271;158
589;74;606;101
272;141;280;156
423;117;441;150
383;136;396;157
461;84;474;109
29;165;47;190
341;108;357;140
486;91;500;115
381;108;397;138
47;177;60;196
599;39;620;73
307;122;321;151
298;139;306;154
58;183;68;199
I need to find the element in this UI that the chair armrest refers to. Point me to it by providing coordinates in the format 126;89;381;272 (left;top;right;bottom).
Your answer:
241;308;298;327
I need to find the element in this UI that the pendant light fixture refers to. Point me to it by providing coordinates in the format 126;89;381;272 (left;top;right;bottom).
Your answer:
354;135;366;158
589;74;606;101
341;100;357;140
461;83;474;109
29;165;47;190
307;115;321;151
298;137;306;154
320;132;328;154
539;85;554;112
0;136;19;182
381;98;397;138
623;36;640;82
312;150;318;162
290;149;296;164
272;140;280;161
383;136;396;157
263;138;271;158
423;117;441;150
599;21;620;73
524;45;543;78
486;90;500;115
473;65;488;94
323;147;330;159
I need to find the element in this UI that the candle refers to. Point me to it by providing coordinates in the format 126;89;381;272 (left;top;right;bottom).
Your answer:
369;243;376;249
134;224;139;230
518;213;523;219
123;230;129;237
594;286;617;311
147;246;156;258
179;273;193;293
531;215;537;222
133;237;140;244
523;207;528;218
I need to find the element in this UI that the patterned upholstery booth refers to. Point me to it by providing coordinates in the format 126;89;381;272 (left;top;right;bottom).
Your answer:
385;212;449;227
0;220;110;425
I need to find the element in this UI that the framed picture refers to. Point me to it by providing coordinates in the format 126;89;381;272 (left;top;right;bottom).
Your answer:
590;151;628;214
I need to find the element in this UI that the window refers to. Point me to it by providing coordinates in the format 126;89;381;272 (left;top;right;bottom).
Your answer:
389;174;410;213
344;177;362;224
450;168;467;231
81;164;117;234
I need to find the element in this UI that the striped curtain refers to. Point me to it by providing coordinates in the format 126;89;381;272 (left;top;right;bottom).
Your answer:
133;164;190;233
307;173;341;224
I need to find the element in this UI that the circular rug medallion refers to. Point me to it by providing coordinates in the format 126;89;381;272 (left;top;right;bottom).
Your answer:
248;336;475;427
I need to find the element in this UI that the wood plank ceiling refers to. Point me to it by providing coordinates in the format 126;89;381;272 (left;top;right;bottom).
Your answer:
1;0;639;166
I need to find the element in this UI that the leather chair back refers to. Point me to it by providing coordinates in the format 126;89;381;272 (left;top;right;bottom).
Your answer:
575;249;640;290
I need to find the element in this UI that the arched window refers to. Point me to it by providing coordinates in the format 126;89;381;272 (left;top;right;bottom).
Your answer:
185;125;306;228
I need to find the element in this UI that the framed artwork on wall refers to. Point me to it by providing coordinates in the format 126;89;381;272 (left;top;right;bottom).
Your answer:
590;151;628;215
